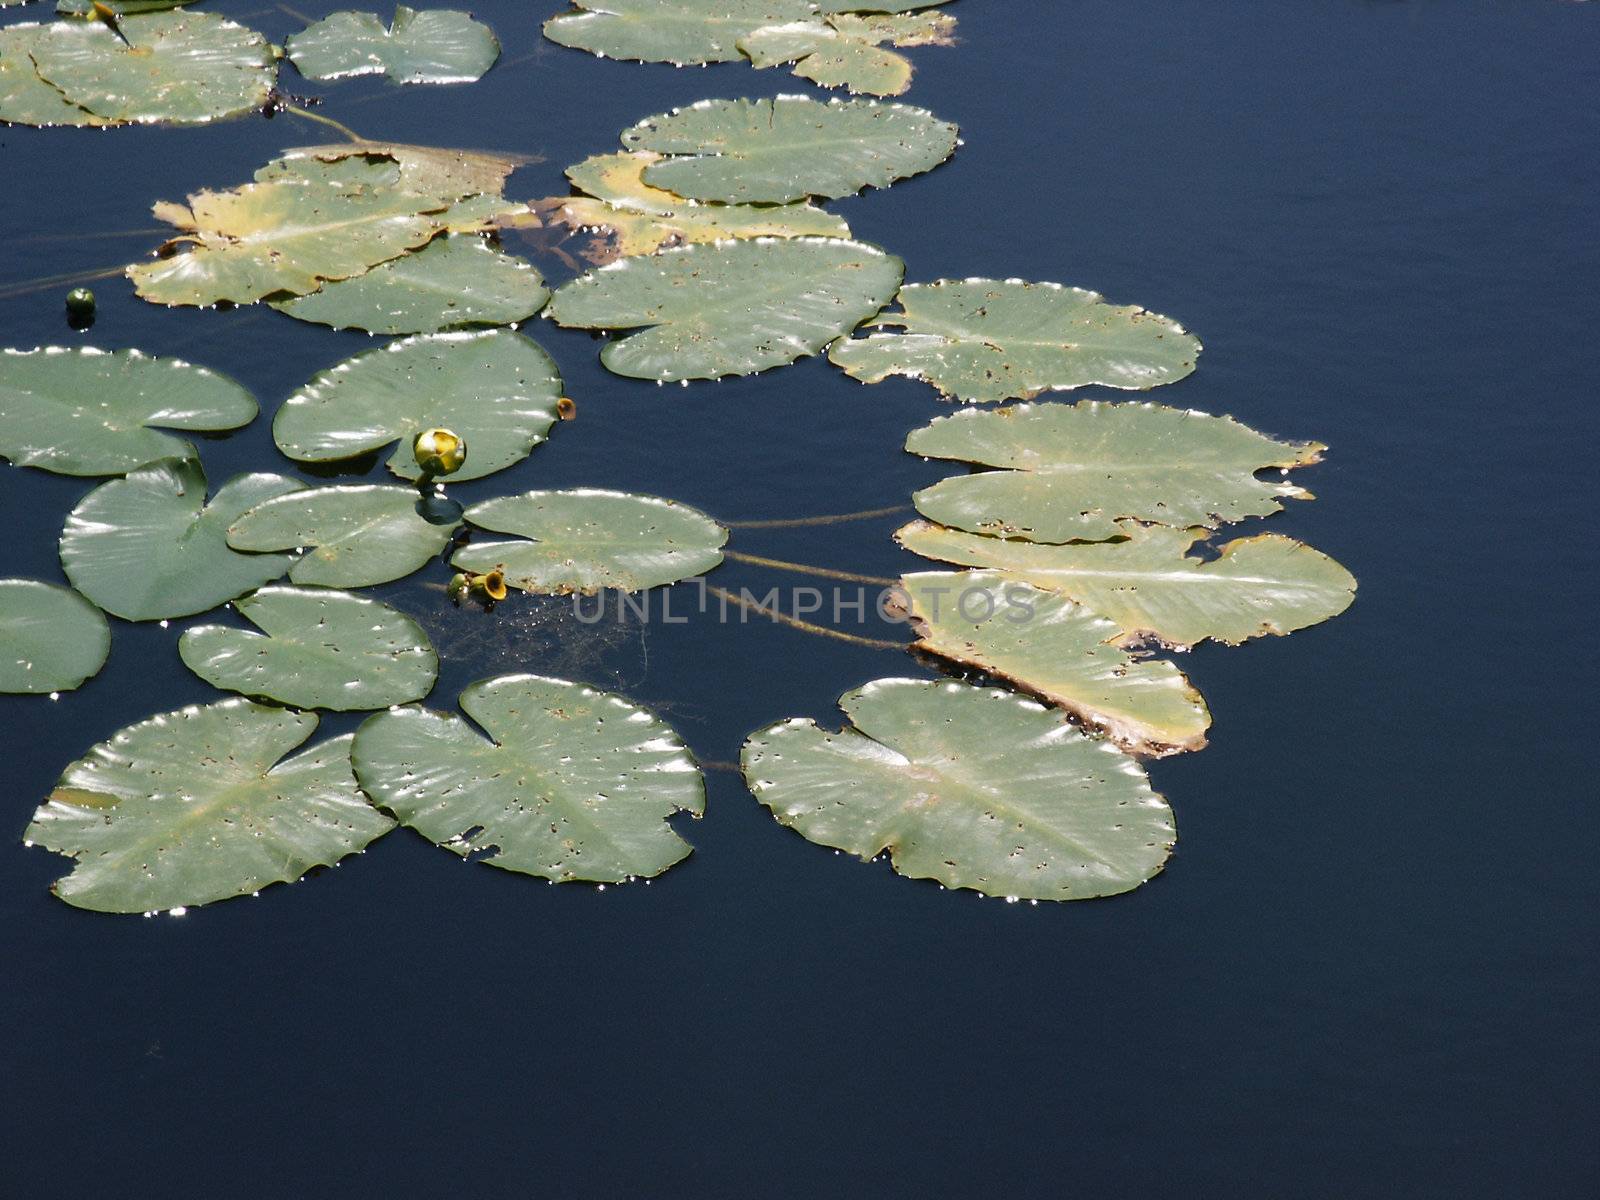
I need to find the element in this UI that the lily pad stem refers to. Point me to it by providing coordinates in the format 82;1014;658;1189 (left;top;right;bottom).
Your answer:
282;104;365;143
0;265;124;303
722;504;910;530
723;550;895;587
702;584;902;651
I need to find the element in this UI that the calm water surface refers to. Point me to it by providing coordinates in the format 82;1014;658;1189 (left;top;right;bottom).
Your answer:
1;1;1595;1195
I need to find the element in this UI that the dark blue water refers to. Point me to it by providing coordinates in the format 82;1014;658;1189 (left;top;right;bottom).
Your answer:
2;1;1596;1194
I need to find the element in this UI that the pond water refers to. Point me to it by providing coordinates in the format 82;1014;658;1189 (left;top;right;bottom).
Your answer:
1;0;1596;1194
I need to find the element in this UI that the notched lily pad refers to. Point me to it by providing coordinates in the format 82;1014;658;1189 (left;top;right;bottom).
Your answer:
623;95;960;204
900;571;1209;756
352;673;704;883
542;0;944;67
272;234;549;334
0;346;257;477
56;0;199;13
287;6;500;85
740;11;956;96
897;518;1358;649
452;488;727;593
131;142;526;307
830;278;1201;402
0;578;110;695
179;586;437;711
0;23;109;128
543;0;816;67
906;400;1324;543
273;328;563;481
547;236;903;381
541;150;851;262
228;483;458;588
24;701;393;913
28;11;275;126
258;141;524;200
60;457;302;622
742;677;1176;901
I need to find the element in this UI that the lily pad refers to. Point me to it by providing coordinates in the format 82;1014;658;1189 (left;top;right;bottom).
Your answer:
547;237;903;381
130;174;454;307
0;346;258;477
900;571;1209;756
352;673;704;883
28;11;275;126
742;677;1175;901
273;329;563;481
228;484;458;588
272;234;548;334
287;7;500;85
831;279;1200;402
258;141;524;200
57;0;199;13
179;586;437;711
0;23;108;127
897;519;1357;649
543;0;819;66
906;401;1324;543
740;11;956;96
0;578;110;695
623;96;959;204
549;150;851;261
24;701;393;913
542;0;943;66
60;457;302;622
452;488;726;592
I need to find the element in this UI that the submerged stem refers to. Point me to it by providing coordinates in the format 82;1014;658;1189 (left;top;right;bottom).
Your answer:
19;228;167;243
703;584;903;651
282;104;365;143
0;264;125;302
722;504;910;530
723;549;896;587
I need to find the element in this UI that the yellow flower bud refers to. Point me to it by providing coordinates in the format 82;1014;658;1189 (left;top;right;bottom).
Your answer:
413;428;466;477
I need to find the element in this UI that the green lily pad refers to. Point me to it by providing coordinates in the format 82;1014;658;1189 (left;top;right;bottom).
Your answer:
0;23;108;128
0;346;258;477
906;401;1324;543
452;488;726;593
273;329;562;482
542;0;943;66
28;11;275;126
547;237;903;381
0;578;110;695
57;0;199;13
272;234;549;334
830;278;1201;402
60;457;302;622
549;150;851;261
287;7;500;85
740;11;956;96
623;96;959;204
352;673;704;883
179;586;437;711
543;0;817;66
228;484;458;588
898;519;1357;649
742;677;1176;901
900;571;1209;756
24;701;393;913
